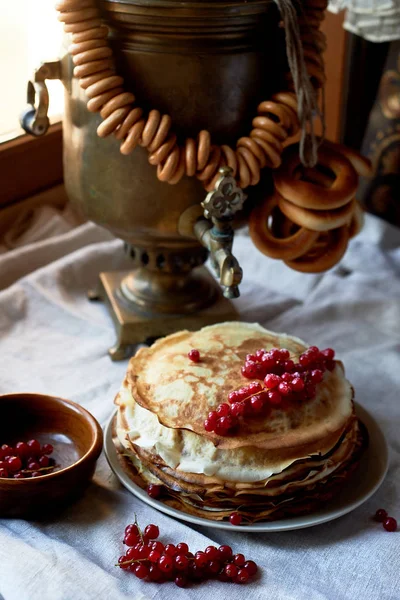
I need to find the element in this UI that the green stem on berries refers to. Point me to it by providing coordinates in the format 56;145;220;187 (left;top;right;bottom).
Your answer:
133;513;145;544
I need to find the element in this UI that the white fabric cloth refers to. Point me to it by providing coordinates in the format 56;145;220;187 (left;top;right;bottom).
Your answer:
0;205;400;600
328;0;400;42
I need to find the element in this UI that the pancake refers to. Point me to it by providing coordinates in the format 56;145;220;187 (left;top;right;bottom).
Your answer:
114;322;367;522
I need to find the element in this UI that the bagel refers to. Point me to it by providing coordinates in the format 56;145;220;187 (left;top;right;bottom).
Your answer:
274;144;358;210
284;226;349;273
278;195;356;232
249;192;319;260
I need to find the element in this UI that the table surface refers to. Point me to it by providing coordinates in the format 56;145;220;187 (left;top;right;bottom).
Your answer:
0;205;399;600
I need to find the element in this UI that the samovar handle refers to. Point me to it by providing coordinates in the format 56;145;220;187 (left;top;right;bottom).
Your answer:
20;61;62;137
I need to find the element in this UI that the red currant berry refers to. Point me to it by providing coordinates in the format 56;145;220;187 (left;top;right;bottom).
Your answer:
283;359;295;372
261;353;275;369
39;455;50;468
321;348;335;360
158;554;174;573
126;547;140;560
326;360;336;371
291;377;305;392
248;381;263;395
281;372;293;382
175;554;189;571
27;439;41;456
0;445;13;459
31;471;42;477
204;418;215;432
13;473;25;479
189;563;206;581
118;555;130;570
165;544;177;557
188;349;200;362
236;568;250;583
278;381;291;396
278;348;290;359
233;554;246;567
124;531;140;546
144;524;159;540
176;542;189;555
215;416;234;435
0;468;9;478
205;546;219;561
243;560;258;576
216;403;230;418
250;395;264;413
231;402;245;418
383;517;397;532
229;512;242;525
148;550;161;563
125;523;139;536
151;541;164;554
41;443;54;455
208;560;222;575
228;390;240;404
218;571;230;582
194;551;208;568
137;544;150;559
225;563;239;578
134;563;149;579
7;456;22;473
148;564;163;582
242;362;258;379
374;509;388;522
175;575;188;588
255;349;266;359
299;353;311;366
147;484;162;499
218;545;233;561
15;442;29;458
269;348;280;360
310;369;323;384
246;353;257;363
27;461;40;471
264;373;281;389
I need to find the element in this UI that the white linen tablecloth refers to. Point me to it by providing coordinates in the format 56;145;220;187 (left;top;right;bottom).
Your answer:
0;205;399;600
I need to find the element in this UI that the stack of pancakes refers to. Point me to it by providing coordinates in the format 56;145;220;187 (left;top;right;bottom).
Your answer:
114;322;366;522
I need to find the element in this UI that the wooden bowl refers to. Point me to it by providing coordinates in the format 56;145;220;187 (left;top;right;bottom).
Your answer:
0;393;103;518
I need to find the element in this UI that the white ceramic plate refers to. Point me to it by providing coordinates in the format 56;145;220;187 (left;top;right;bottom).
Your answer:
104;403;389;532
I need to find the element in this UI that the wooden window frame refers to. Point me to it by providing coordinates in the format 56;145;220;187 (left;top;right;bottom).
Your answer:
0;124;63;209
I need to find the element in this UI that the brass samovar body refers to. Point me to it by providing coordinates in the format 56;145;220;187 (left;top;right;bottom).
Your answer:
25;0;286;358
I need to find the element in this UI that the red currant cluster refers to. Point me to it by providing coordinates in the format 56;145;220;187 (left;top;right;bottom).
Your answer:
0;439;55;479
117;517;258;587
374;509;397;532
204;345;336;435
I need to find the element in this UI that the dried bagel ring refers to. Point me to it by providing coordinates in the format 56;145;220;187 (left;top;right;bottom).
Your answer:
250;128;283;153
237;137;267;168
252;136;282;169
97;106;130;138
249;192;319;260
197;131;211;172
251;117;288;142
147;115;172;153
64;19;103;34
185;138;197;177
236;146;261;186
278;195;356;232
86;88;123;113
72;46;113;66
274;143;358;210
56;0;93;10
285;226;349;273
237;152;251;189
69;39;108;56
115;107;144;141
197;146;222;182
168;148;186;185
71;26;109;44
100;92;135;119
58;8;99;24
148;134;177;166
323;140;373;178
220;145;238;177
140;110;161;148
348;200;364;238
271;91;298;113
120;119;145;155
74;59;114;79
85;75;124;99
79;70;115;90
157;146;180;182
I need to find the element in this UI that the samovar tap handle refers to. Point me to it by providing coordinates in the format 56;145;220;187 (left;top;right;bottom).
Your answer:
20;61;62;137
